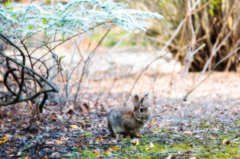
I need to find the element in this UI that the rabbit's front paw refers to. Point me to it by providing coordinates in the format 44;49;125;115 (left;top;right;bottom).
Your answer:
124;134;131;139
131;131;143;138
107;133;116;138
135;134;143;138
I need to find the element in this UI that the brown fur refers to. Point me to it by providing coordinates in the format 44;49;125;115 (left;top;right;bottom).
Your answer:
108;94;150;138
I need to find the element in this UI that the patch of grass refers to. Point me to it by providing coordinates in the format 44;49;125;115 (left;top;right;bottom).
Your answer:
197;125;213;128
76;119;240;158
79;132;93;137
203;119;211;122
79;150;97;158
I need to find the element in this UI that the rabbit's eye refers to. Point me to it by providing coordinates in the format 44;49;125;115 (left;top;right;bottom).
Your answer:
140;108;144;112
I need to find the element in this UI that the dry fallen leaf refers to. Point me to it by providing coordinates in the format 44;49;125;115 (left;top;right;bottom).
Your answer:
96;138;99;142
51;152;60;157
45;140;54;145
70;125;80;129
78;148;82;152
4;134;12;137
95;154;103;157
105;151;112;156
109;146;121;150
130;139;139;145
61;137;69;141
145;142;154;151
17;151;21;156
149;142;154;148
194;135;200;138
0;137;8;144
150;121;155;124
183;131;192;135
111;139;117;143
93;150;100;154
55;140;64;145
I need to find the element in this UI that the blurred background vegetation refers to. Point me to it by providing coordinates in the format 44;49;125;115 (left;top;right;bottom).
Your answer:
122;0;240;72
99;0;240;72
1;0;239;73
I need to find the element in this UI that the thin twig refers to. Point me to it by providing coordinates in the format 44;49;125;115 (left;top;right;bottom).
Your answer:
183;47;240;101
74;26;112;107
32;22;112;66
125;52;169;105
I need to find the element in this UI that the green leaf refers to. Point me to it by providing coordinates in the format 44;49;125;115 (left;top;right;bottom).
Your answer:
25;39;30;44
43;19;48;25
209;9;214;16
5;0;11;6
213;0;218;6
28;26;32;29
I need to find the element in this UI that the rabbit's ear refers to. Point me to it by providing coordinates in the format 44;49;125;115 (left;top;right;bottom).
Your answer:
140;94;148;105
133;95;140;110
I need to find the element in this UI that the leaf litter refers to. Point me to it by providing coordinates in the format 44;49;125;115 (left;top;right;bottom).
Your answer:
1;72;240;158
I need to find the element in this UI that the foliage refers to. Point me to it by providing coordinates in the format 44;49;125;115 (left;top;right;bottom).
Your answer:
0;0;163;40
118;0;240;71
76;119;240;158
0;0;163;109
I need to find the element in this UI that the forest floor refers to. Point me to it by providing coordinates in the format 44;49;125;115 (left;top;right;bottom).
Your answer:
1;72;240;158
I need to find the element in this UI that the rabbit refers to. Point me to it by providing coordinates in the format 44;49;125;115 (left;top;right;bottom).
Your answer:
108;94;150;138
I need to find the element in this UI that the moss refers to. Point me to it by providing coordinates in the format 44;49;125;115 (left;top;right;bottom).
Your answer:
197;125;214;128
203;119;211;122
78;150;97;158
79;132;93;137
75;119;240;158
